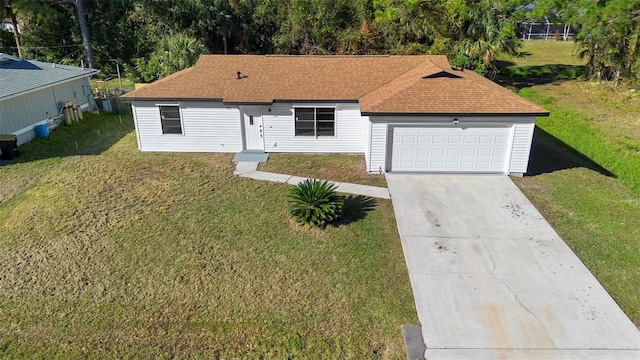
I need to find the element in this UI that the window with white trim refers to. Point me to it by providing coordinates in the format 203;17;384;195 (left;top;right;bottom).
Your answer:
295;108;335;137
160;106;182;134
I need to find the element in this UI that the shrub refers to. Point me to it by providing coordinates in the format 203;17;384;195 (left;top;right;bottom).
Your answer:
288;179;344;227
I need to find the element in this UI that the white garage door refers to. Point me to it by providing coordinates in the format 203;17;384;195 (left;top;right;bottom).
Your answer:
390;126;512;173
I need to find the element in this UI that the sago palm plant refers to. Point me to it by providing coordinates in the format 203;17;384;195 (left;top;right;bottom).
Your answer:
288;179;344;227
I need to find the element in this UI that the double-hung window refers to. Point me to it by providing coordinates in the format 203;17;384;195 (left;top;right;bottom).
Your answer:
295;107;335;137
160;106;182;134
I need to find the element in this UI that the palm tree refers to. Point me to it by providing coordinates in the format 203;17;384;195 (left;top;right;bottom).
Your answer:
450;0;520;77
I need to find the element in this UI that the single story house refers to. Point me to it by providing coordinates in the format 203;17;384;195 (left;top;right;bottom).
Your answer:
122;55;548;175
0;53;99;145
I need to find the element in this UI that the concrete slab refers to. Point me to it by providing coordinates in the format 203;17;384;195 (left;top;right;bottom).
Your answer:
239;170;291;183
401;324;426;360
424;349;640;360
233;162;259;175
386;174;640;360
336;182;391;199
286;175;311;185
235;169;392;199
232;151;269;163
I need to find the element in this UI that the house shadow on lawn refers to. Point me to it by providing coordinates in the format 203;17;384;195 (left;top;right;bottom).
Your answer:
333;195;378;226
0;111;134;166
526;126;614;177
495;60;585;91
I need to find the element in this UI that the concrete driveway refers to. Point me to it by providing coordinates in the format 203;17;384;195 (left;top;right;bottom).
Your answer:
386;174;640;360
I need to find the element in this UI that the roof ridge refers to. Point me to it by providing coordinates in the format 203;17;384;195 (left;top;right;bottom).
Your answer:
133;66;197;91
359;59;445;112
455;69;545;109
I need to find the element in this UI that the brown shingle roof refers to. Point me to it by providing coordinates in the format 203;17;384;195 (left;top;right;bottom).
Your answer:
122;55;548;115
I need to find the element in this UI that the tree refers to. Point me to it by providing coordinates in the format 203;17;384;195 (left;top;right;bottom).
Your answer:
18;1;78;63
574;0;640;83
373;0;521;73
373;0;445;54
535;0;640;84
3;1;22;57
255;0;372;54
126;33;206;82
69;0;95;68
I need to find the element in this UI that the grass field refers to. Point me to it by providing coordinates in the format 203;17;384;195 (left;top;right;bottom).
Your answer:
505;40;586;67
499;40;640;325
91;76;134;92
0;114;417;358
260;154;387;188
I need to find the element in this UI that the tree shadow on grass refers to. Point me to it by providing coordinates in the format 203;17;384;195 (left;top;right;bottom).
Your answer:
333;195;378;226
526;126;614;177
495;60;585;91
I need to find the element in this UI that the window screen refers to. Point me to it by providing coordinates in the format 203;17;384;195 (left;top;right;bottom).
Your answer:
160;106;182;134
294;108;334;137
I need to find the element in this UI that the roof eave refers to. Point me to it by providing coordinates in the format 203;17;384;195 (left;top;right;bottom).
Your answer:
362;111;551;117
274;99;359;103
121;96;225;102
0;69;99;102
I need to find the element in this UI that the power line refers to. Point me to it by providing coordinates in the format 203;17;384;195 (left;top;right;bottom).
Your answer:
3;43;83;50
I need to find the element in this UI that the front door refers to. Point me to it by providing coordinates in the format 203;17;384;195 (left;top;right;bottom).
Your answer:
243;110;264;151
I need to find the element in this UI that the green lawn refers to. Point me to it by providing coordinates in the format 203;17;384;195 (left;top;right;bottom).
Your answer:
91;76;134;92
505;40;586;67
0;114;416;358
499;40;640;325
260;154;387;188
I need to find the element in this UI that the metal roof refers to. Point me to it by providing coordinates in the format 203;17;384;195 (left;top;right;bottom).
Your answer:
0;53;99;100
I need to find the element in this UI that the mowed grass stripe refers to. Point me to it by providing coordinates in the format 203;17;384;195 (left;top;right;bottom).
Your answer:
0;114;416;358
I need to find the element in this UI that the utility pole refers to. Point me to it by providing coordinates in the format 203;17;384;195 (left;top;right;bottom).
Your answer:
72;0;95;69
110;59;123;90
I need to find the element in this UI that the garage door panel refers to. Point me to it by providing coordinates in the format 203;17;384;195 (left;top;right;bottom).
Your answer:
434;135;447;144
464;135;478;144
391;126;512;173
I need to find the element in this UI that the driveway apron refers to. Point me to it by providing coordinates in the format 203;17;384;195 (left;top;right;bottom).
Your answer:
386;174;640;360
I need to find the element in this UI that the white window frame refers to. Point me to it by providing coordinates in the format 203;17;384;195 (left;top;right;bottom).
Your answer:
158;105;183;135
294;107;336;138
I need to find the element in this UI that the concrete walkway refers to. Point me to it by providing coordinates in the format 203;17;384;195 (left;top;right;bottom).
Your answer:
386;174;640;360
233;162;390;199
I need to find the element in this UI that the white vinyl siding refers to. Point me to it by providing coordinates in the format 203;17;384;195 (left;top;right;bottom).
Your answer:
368;121;388;172
262;102;365;153
132;101;243;152
364;118;371;170
508;121;536;175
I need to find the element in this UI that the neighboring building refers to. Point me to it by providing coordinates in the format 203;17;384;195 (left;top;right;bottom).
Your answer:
122;55;548;175
0;53;99;145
